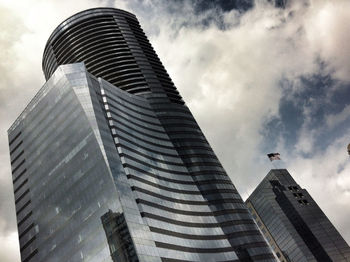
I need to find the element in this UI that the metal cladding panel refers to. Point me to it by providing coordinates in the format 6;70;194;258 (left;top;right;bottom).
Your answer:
8;64;124;262
95;75;275;261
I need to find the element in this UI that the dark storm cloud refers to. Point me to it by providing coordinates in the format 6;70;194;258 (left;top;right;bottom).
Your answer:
264;66;350;156
190;0;253;13
124;0;256;32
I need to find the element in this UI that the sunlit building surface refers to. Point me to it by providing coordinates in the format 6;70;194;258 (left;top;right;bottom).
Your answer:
8;8;276;262
246;169;350;262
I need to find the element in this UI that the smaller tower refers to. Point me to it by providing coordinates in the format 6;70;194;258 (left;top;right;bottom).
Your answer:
246;169;350;262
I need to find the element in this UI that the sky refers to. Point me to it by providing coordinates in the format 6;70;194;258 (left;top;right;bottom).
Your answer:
0;0;350;261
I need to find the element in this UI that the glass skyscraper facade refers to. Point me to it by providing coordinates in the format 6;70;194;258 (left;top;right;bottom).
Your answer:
8;8;275;262
246;169;350;262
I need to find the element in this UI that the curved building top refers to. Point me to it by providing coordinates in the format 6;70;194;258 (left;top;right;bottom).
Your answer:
42;7;183;103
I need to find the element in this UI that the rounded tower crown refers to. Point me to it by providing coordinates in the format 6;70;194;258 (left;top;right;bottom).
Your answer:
43;7;183;104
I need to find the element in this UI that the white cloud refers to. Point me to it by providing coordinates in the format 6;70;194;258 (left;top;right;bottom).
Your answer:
303;1;350;82
0;1;350;261
0;231;20;262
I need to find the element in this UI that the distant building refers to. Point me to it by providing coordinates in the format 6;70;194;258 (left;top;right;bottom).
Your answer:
246;169;350;262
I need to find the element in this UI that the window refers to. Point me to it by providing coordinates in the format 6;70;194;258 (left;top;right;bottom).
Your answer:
298;199;309;205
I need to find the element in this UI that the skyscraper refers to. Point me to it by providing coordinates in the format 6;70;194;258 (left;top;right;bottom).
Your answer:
8;8;275;262
246;169;350;262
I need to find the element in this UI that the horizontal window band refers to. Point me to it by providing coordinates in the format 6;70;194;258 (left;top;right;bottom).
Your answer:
9;131;22;146
182;161;223;168
117;144;182;166
157;115;197;122
15;189;30;204
19;223;34;239
102;94;156;121
52;17;118;37
16;200;31;215
150;100;186;105
150;226;260;240
125;164;190;181
18;211;32;227
92;68;146;87
91;62;140;78
115;80;149;91
52;19;118;48
155;111;194;120
161;258;237;262
22;248;38;262
141;212;254;228
172;142;212;150
160;123;198;129
115;140;177;157
58;36;128;63
20;235;36;252
56;29;124;55
104;93;155;118
180;154;217;160
107;109;164;134
102;74;147;89
155;107;191;115
172;145;213;152
112;130;174;150
12;159;26;174
88;56;138;74
161;259;196;262
13;169;27;184
59;38;132;63
128;87;151;95
109;117;169;142
14;178;28;194
122;155;187;175
10;141;23;155
102;88;151;111
126;164;231;185
161;258;233;262
159;126;201;133
95;62;141;78
166;131;204;137
137;199;247;216
152;101;188;109
128;173;237;195
190;170;227;177
132;187;241;205
161;254;275;262
11;150;24;165
163;99;184;107
154;241;268;254
127;174;200;194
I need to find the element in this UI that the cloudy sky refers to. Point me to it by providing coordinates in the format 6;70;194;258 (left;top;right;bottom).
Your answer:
1;0;350;260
